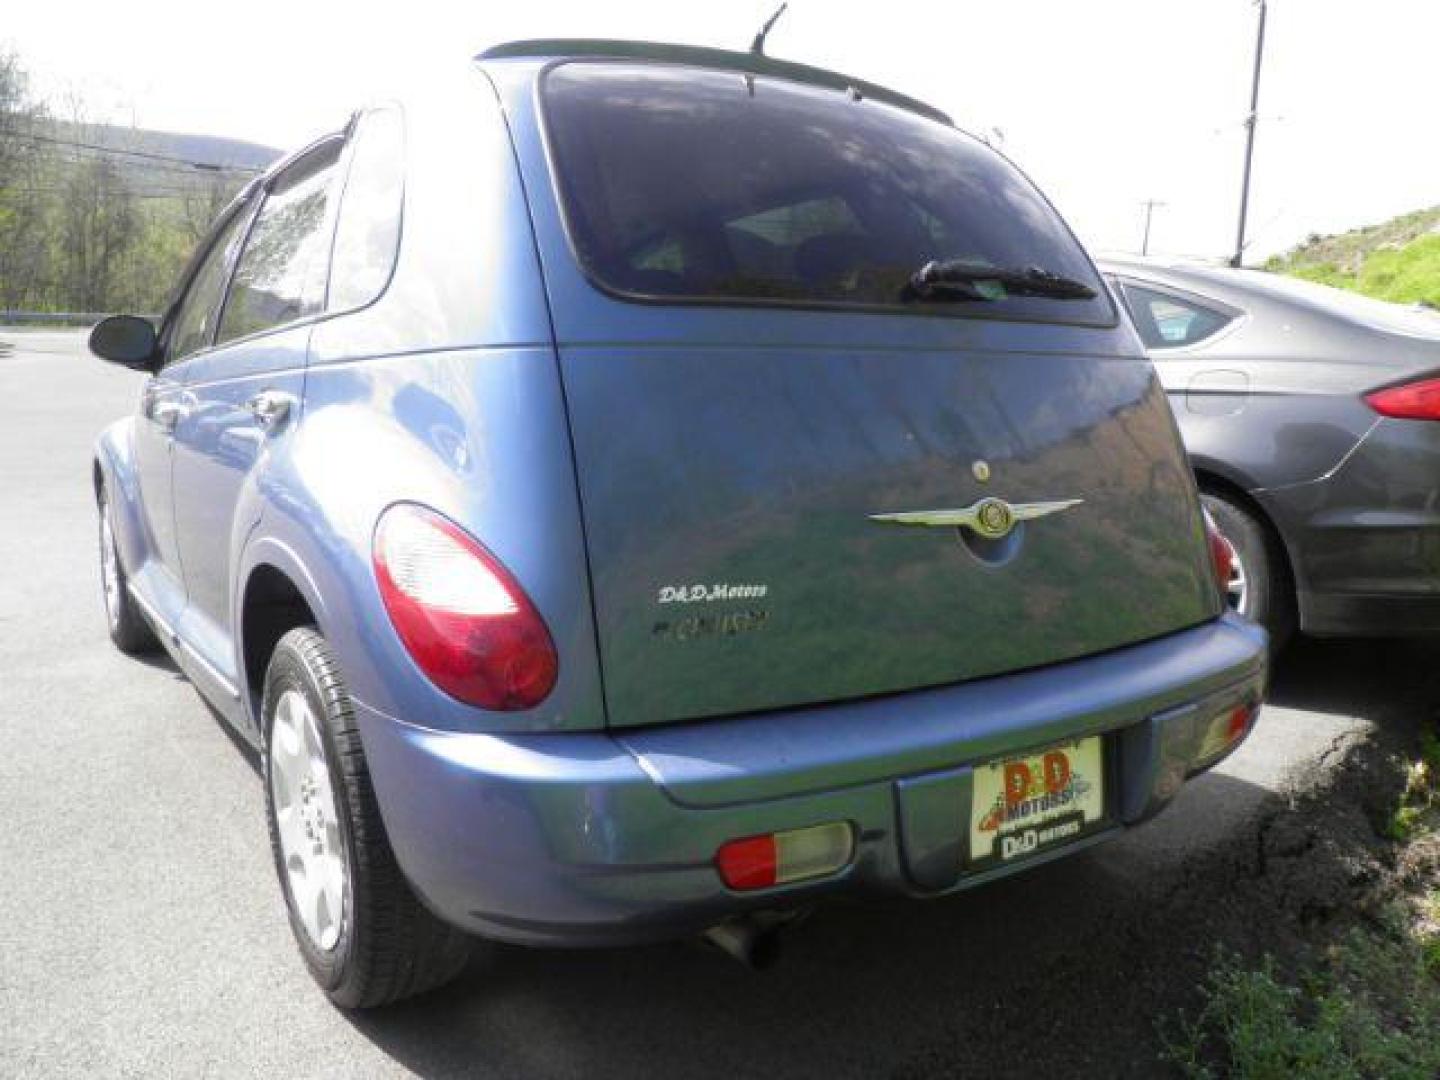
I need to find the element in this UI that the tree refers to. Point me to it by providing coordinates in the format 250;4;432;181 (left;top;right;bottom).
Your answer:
58;154;139;311
0;49;52;310
0;48;36;184
0;46;246;315
182;171;242;247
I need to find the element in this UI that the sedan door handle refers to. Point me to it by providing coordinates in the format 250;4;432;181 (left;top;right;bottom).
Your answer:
246;390;296;430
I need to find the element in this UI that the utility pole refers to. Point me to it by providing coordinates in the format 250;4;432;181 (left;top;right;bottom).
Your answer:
1230;0;1268;267
1140;199;1166;255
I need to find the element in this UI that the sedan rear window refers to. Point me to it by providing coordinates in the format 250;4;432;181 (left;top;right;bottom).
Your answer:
541;63;1113;326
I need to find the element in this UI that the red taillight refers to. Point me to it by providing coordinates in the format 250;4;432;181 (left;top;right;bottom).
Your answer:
373;504;558;710
1365;376;1440;420
1203;508;1235;601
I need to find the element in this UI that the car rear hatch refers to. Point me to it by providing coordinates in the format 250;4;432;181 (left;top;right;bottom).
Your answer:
498;56;1221;727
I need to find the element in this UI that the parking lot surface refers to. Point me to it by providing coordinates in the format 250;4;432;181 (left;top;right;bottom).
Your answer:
0;330;1417;1078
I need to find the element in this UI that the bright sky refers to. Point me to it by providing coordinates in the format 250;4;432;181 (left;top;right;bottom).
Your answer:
6;0;1437;261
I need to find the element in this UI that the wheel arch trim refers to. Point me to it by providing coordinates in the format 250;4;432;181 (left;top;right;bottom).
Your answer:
235;535;333;730
92;418;150;578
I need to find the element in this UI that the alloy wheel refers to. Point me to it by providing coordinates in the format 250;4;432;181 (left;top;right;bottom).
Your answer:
99;499;121;629
269;689;349;951
1226;545;1249;615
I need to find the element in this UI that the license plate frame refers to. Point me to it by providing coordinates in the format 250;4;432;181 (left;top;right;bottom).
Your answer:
967;735;1107;871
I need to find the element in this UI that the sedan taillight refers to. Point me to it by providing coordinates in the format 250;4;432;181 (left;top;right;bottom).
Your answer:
1365;376;1440;420
373;504;558;710
1202;507;1235;604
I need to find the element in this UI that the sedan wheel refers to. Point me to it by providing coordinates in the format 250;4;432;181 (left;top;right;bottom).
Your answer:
1201;490;1293;651
1224;538;1249;614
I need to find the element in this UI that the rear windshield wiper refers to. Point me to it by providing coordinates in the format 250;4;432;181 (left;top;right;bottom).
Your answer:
902;259;1098;302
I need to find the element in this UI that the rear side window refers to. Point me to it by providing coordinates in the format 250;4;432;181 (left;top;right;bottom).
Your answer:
217;144;340;345
328;107;405;312
541;63;1112;326
1121;283;1234;350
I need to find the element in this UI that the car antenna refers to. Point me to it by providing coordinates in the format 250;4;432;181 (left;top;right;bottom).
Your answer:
750;2;789;56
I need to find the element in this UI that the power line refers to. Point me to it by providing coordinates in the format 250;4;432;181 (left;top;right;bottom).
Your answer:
9;161;223;190
15;128;263;173
8;134;214;180
8;132;253;182
1;187;218;200
6;129;263;175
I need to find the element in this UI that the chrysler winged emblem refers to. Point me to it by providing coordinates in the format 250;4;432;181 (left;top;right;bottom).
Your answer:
868;497;1083;540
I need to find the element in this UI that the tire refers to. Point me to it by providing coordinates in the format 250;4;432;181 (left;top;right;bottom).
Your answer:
98;487;159;654
261;626;473;1008
1201;490;1294;651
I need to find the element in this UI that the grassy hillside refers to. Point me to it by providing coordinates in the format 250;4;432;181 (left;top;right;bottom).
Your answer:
1265;206;1440;307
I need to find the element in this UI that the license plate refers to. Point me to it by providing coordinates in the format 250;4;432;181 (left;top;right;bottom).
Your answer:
968;736;1105;868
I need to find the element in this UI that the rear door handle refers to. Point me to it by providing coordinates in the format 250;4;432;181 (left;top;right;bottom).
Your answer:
246;390;296;430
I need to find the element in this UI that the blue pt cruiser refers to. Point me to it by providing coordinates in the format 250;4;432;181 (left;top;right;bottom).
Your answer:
89;40;1268;1006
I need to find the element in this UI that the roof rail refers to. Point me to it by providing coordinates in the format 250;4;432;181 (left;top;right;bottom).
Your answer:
476;39;952;126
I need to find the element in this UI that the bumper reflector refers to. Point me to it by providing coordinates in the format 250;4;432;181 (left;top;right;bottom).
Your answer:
716;822;855;891
1195;703;1256;765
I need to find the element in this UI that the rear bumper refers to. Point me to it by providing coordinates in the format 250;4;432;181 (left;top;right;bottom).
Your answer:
354;613;1267;946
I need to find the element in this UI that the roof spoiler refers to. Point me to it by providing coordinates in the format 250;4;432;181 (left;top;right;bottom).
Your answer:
476;39;952;127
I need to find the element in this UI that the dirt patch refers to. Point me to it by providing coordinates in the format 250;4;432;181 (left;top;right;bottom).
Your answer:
1248;726;1416;925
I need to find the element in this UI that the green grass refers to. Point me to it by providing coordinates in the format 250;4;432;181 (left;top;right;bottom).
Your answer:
1265;207;1440;308
1168;719;1440;1077
1165;924;1440;1079
1384;725;1440;841
1386;803;1426;842
1423;897;1440;981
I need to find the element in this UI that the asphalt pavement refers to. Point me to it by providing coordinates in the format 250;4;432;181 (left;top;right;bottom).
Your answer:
0;329;1419;1078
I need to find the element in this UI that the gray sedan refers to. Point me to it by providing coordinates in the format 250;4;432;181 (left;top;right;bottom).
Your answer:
1100;256;1440;645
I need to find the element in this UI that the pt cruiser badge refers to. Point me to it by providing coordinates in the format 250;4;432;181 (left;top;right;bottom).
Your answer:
869;497;1084;540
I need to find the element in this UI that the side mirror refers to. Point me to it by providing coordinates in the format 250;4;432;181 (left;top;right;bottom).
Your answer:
89;316;158;371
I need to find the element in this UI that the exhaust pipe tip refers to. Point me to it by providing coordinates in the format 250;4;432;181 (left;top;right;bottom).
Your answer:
703;916;785;971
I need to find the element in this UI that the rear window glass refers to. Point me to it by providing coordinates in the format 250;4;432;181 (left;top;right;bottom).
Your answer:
541;63;1113;326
